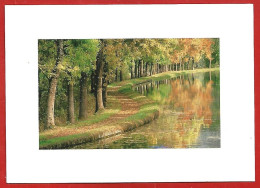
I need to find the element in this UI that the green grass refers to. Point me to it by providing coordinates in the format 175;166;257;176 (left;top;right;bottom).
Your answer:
124;103;159;122
75;109;120;127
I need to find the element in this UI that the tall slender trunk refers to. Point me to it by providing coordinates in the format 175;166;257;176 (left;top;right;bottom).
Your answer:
95;42;105;112
130;65;133;79
102;85;107;107
209;59;212;69
115;68;118;82
45;39;64;129
179;57;182;71
175;63;177;71
102;62;108;107
135;61;137;78
67;81;75;124
145;62;148;76
90;71;96;93
192;58;195;70
102;80;107;108
140;60;144;77
152;63;156;75
120;69;123;81
79;72;88;120
138;61;141;77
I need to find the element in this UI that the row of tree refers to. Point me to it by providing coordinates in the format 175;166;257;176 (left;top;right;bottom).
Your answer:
38;38;219;130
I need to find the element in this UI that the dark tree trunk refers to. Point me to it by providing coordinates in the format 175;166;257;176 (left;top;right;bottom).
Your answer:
192;58;195;70
102;85;107;107
90;71;96;93
95;42;105;112
45;39;64;129
120;69;123;81
130;65;133;79
67;81;75;124
102;62;108;107
79;72;88;120
135;61;137;78
138;61;141;77
115;68;118;82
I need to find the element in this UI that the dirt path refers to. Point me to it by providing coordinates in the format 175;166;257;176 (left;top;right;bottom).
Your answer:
42;86;140;138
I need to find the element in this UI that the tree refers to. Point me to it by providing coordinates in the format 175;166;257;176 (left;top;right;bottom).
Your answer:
95;39;105;112
64;39;99;121
45;39;64;129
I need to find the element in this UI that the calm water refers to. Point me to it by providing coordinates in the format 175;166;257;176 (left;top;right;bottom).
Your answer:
73;71;220;149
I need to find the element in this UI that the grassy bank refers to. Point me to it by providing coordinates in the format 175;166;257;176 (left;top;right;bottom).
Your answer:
39;68;219;149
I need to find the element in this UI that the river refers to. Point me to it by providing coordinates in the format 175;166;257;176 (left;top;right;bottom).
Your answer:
73;71;220;149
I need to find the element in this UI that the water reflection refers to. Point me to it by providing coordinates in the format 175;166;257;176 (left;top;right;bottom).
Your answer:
73;71;220;149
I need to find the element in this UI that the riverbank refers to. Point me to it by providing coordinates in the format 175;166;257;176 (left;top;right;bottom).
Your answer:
39;68;219;149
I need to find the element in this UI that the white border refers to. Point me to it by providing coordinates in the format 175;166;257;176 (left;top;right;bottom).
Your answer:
5;5;254;183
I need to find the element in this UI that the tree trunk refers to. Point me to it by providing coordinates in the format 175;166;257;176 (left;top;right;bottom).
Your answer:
45;39;63;129
138;61;141;77
95;42;105;112
175;63;177;71
145;63;149;76
120;69;123;81
209;59;212;69
135;61;138;78
102;78;107;108
152;63;156;75
67;81;75;124
130;65;133;79
79;72;88;120
140;60;144;77
90;71;96;93
102;62;108;107
115;68;118;82
102;85;107;107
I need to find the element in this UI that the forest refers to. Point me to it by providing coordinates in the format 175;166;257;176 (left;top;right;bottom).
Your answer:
39;38;220;149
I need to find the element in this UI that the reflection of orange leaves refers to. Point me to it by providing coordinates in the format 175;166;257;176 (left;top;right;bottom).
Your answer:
204;118;212;125
169;78;213;126
165;76;214;148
